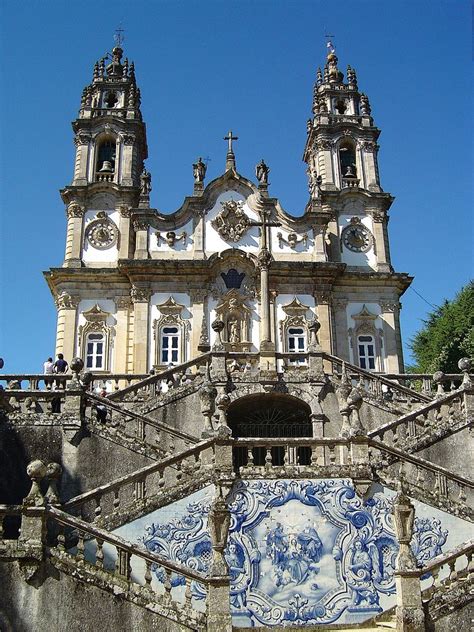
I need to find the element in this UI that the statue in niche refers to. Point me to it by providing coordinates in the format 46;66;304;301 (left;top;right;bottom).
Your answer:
215;289;251;352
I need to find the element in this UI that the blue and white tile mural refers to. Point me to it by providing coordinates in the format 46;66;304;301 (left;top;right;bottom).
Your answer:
111;479;469;627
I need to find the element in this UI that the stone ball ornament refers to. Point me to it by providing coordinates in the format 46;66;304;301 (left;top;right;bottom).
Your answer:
46;462;63;480
27;459;47;481
70;357;85;374
211;319;225;334
432;371;445;385
458;357;472;373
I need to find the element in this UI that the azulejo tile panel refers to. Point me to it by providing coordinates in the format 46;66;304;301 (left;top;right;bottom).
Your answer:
138;479;452;627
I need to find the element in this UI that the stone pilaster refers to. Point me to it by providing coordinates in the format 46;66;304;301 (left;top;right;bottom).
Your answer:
371;211;391;272
314;291;333;354
55;292;79;361
72;133;90;185
64;203;85;268
312;220;329;261
332;298;350;361
325;207;340;262
118;206;132;259
193;208;205;258
130;286;151;373
115;296;132;373
189;288;209;356
119;133;135;186
133;219;149;259
361;141;380;191
317;140;335;188
380;300;402;373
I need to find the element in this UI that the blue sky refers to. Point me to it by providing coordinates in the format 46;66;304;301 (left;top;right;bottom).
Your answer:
0;0;472;373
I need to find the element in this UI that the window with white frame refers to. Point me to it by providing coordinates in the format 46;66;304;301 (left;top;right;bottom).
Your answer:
357;335;376;370
161;326;180;365
287;327;306;363
86;333;105;369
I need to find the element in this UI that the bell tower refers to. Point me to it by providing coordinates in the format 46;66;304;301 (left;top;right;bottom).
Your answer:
303;46;393;274
60;42;148;268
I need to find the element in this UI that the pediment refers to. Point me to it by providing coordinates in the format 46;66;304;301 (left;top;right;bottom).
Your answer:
282;296;311;317
156;296;185;316
82;304;110;322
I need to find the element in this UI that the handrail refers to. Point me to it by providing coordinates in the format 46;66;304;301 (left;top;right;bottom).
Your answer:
369;438;474;488
368;388;468;439
63;437;216;510
417;539;474;576
321;352;431;402
85;392;199;443
47;506;208;583
107;352;212;401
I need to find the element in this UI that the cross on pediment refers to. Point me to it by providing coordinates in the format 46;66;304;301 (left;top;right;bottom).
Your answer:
224;130;238;153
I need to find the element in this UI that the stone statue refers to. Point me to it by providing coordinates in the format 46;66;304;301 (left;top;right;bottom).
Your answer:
140;168;152;195
255;159;270;184
228;318;241;344
192;157;207;183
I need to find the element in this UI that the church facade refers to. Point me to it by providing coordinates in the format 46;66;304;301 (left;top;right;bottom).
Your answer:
0;43;472;632
46;44;410;378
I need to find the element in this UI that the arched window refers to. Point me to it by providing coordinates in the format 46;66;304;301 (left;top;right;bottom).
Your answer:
338;141;357;184
86;333;105;369
357;335;376;370
96;139;116;173
161;326;180;365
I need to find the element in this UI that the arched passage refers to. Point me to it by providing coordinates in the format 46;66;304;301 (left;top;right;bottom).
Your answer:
228;393;313;467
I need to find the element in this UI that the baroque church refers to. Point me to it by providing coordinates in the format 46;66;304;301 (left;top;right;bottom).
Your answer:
0;42;472;632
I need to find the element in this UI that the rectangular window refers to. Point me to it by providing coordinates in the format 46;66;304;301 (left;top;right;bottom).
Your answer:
358;335;376;370
86;333;105;370
288;327;306;365
161;327;180;365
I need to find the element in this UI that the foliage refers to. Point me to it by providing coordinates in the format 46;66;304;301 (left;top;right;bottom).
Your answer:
409;282;474;374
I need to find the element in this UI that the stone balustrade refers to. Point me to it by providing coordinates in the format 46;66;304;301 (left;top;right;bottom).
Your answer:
232;437;371;481
418;539;474;601
370;439;474;521
384;373;471;396
368;388;471;452
63;438;219;529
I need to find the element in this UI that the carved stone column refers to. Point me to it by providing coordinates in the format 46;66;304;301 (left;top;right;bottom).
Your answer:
115;296;132;374
133;218;149;259
393;484;425;632
207;495;232;631
371;211;391;272
332;298;350;361
257;249;274;350
380;300;402;373
314;291;333;354
55;292;79;361
118;206;132;259
361;141;380;192
131;286;151;373
18;460;48;581
190;288;209;356
64;203;85;268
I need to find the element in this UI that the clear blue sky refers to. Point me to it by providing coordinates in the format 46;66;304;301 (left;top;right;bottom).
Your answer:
0;0;472;374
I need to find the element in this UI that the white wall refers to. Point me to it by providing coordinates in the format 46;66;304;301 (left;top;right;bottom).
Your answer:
270;227;313;255
148;220;194;255
205;191;259;254
82;209;120;264
339;214;377;269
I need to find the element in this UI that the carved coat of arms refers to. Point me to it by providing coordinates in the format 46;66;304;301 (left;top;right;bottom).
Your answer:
211;199;251;242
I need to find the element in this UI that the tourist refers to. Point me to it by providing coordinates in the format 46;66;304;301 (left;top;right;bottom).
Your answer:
96;389;108;423
43;357;54;390
53;353;69;389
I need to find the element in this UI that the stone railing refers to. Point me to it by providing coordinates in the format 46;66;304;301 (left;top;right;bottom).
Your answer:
384;373;472;396
231;437;371;485
0;504;208;629
322;353;431;406
107;353;212;403
0;373;149;393
62;438;220;529
368;388;471;452
369;439;474;521
417;539;474;602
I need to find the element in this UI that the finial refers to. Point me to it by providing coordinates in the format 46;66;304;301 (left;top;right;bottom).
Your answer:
316;67;323;86
360;93;371;115
93;62;100;80
114;25;125;48
223;130;238;171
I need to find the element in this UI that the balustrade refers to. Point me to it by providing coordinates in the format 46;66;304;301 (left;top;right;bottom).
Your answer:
417;540;474;600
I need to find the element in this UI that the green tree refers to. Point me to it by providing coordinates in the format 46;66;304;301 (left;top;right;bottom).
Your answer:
409;282;474;374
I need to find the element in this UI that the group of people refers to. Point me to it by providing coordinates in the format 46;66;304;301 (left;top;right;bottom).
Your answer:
43;355;108;423
43;354;69;389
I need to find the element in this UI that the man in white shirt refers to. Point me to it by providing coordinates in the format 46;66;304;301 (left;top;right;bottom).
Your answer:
43;357;54;390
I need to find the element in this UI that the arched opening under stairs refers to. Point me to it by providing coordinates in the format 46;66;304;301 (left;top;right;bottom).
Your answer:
227;393;313;469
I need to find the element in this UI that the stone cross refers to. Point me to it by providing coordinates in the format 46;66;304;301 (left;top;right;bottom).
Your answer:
224;130;238;170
